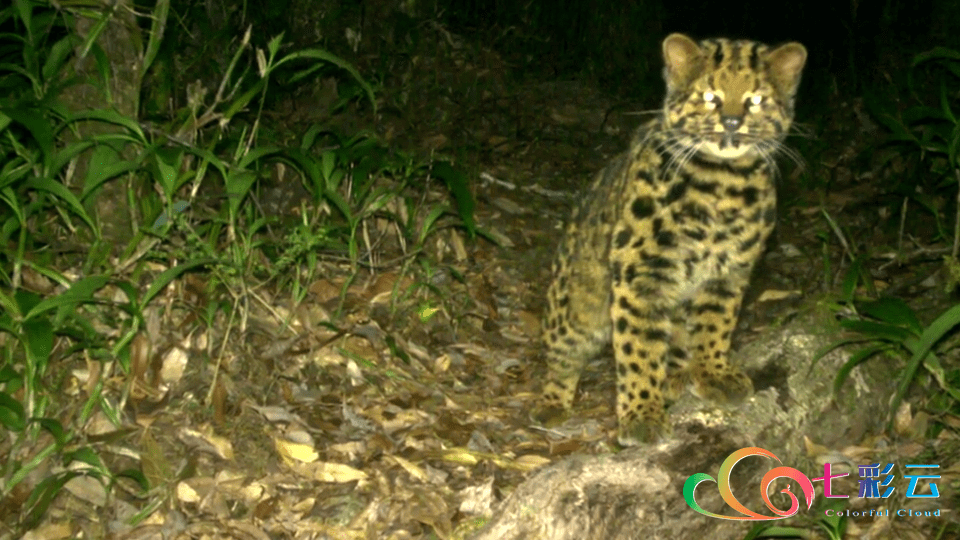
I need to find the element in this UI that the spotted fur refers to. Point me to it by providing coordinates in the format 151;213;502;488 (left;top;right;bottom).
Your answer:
537;33;806;445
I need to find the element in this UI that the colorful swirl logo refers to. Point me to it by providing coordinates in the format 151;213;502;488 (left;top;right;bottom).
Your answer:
683;446;815;520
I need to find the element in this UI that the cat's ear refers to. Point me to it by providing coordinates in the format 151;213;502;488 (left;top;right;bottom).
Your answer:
767;42;807;97
662;33;703;91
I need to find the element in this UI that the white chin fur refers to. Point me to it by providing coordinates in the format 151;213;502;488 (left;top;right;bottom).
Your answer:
700;142;755;160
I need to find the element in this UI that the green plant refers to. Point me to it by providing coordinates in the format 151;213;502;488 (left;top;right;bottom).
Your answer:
0;3;351;531
870;46;960;289
0;274;151;530
0;0;482;532
0;260;214;529
814;295;960;431
275;126;476;308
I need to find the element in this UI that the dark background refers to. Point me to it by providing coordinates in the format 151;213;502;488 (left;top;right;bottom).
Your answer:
131;0;960;126
433;0;951;106
180;0;958;123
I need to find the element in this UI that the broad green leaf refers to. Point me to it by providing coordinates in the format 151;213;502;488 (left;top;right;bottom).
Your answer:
300;124;328;150
420;204;449;243
66;446;106;470
276;48;376;114
0;62;40;93
183;145;228;181
950;122;960;169
360;187;396;216
237;145;281;169
1;106;53;155
77;4;113;60
840;260;860;302
67;109;146;141
323;188;353;222
226;171;258;217
26;275;109;320
151;148;180;198
857;297;922;333
834;343;889;398
0;391;26;431
116;468;150;492
48;140;95;179
23;318;53;372
22;471;83;530
142;0;169;76
222;79;265;120
349;150;385;194
14;288;42;314
77;151;141;201
0;110;12;133
321;150;337;185
0;289;20;319
902;105;949;124
109;279;140;312
944;61;960;80
89;41;111;94
20;261;69;290
889;302;960;430
141;259;217;307
36;417;68;444
809;336;881;374
283;148;322;197
940;81;956;124
913;46;960;67
267;32;284;58
14;0;33;45
42;36;74;82
432;161;475;237
0;186;25;226
839;319;911;342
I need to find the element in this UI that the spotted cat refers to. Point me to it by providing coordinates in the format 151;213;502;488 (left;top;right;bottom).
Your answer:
537;33;807;445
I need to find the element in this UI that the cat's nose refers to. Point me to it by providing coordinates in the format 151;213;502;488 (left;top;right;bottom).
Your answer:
721;115;743;132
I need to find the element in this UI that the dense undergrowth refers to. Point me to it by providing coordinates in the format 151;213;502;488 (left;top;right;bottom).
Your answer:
0;1;476;533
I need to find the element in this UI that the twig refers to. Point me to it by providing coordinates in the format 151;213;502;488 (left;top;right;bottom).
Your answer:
821;206;852;260
899;196;908;256
953;168;960;260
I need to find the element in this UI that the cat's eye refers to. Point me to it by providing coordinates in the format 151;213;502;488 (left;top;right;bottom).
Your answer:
703;91;717;103
749;95;763;105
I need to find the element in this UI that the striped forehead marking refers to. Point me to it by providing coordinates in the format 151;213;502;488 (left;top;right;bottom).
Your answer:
704;39;769;72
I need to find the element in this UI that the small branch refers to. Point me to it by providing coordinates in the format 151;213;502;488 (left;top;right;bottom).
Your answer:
953;167;960;260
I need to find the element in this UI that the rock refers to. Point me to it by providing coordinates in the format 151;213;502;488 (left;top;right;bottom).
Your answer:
472;307;896;539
